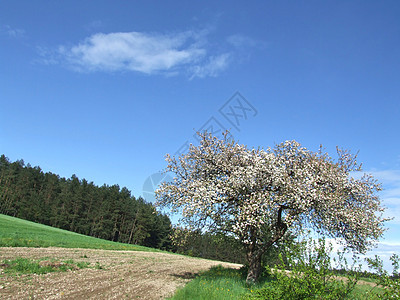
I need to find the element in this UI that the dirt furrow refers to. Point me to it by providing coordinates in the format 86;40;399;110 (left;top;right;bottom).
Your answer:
0;247;242;299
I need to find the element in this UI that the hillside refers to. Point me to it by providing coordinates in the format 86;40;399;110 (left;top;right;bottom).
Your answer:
0;213;157;251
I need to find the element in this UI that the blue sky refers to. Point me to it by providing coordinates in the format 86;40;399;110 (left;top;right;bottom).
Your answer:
1;1;399;269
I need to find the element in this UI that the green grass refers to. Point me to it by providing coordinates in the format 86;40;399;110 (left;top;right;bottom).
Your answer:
169;266;387;300
358;277;379;284
1;257;90;275
348;283;383;299
0;214;159;251
169;265;249;300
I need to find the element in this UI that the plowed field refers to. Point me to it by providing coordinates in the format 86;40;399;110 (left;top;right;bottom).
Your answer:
0;247;242;299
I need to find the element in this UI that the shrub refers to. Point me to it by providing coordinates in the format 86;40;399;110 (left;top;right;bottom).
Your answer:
365;254;400;299
243;238;359;299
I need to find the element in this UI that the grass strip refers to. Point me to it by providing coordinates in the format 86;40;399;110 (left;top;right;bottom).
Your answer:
170;266;385;300
169;265;249;300
0;257;90;275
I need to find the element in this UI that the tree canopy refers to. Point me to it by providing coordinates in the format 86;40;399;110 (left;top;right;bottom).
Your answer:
156;131;389;282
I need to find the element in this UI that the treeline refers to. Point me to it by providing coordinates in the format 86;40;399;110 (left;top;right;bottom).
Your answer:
170;227;295;266
170;227;247;264
0;155;172;250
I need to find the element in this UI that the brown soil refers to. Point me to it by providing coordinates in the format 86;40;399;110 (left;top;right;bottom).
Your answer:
0;247;242;299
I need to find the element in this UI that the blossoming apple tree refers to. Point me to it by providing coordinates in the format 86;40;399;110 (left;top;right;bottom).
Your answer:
155;131;388;283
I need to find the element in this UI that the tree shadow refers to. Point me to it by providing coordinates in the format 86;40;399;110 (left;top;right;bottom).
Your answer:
171;271;198;280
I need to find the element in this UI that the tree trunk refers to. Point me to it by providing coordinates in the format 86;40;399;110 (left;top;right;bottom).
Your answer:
245;205;290;283
246;250;262;284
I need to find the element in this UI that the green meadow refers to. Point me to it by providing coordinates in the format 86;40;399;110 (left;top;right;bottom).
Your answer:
0;213;158;252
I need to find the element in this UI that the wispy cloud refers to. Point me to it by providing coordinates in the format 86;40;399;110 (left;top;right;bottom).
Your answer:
58;31;204;73
38;29;258;79
369;170;400;224
85;20;104;32
46;30;239;78
2;25;25;39
189;53;231;79
226;34;267;61
370;170;400;184
226;34;260;48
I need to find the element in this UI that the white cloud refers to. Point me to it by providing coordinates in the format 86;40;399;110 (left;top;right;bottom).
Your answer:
369;170;400;224
39;29;261;78
2;25;25;38
85;20;104;32
370;169;400;184
60;31;205;74
51;30;240;78
189;53;231;79
226;34;258;48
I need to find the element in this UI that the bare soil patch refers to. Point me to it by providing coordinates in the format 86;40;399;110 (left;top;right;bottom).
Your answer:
0;247;242;299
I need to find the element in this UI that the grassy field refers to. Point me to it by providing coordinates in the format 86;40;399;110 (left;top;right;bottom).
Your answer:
170;266;250;300
0;214;389;299
0;214;158;251
170;266;384;300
